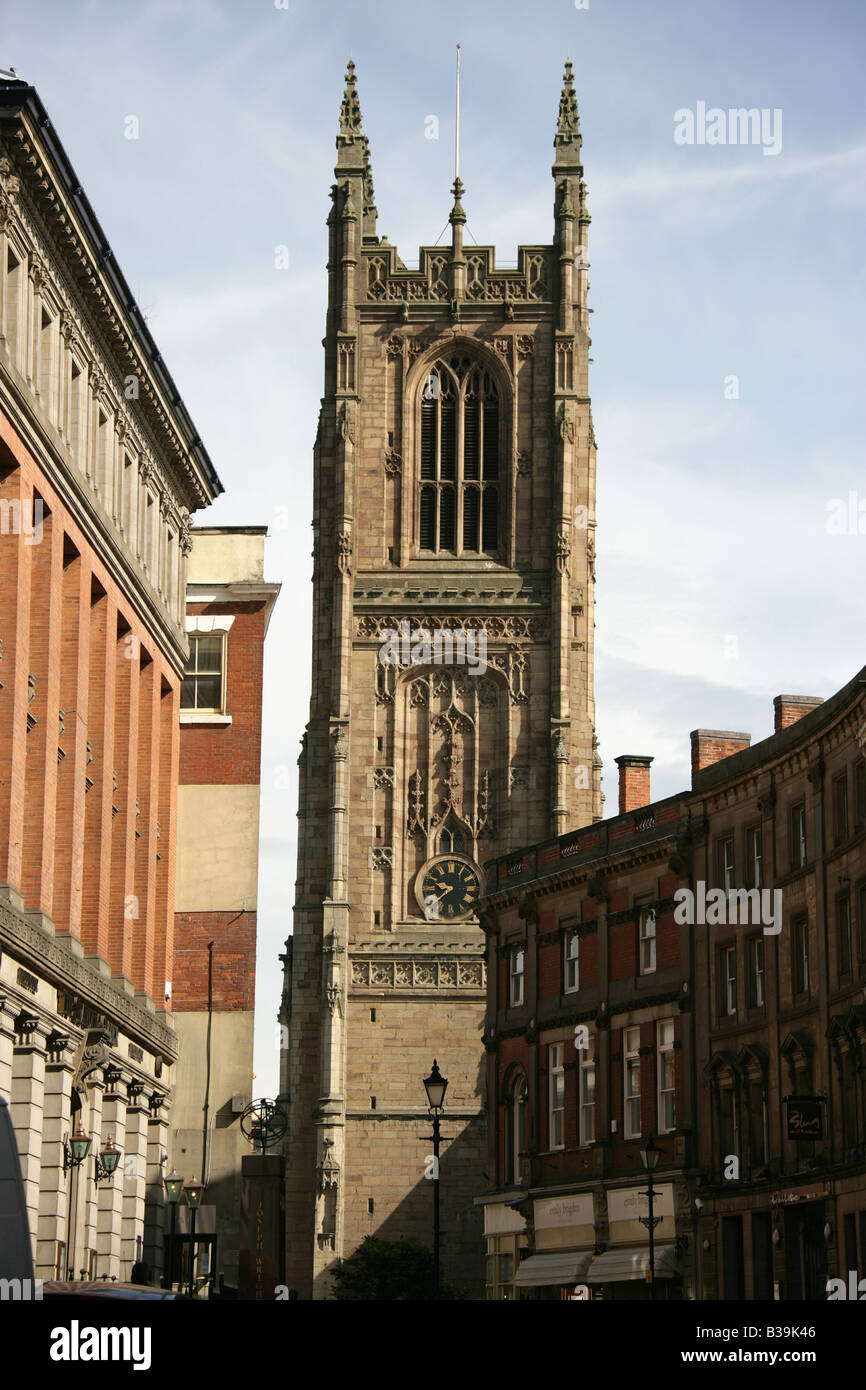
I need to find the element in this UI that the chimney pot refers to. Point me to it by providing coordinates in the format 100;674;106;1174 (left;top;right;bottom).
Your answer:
690;729;751;780
614;755;653;815
773;695;823;734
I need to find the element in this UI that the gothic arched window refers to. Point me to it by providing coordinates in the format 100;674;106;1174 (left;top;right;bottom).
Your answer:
418;354;500;556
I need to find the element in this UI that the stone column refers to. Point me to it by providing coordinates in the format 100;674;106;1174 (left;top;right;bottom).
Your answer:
36;1034;75;1279
0;996;15;1100
143;1107;169;1277
95;1071;127;1279
121;1088;148;1277
79;1079;105;1278
11;1026;46;1269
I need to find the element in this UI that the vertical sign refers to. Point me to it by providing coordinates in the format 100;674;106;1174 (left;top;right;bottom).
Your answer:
239;1154;285;1300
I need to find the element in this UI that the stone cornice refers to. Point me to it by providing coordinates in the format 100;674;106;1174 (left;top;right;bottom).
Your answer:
0;898;177;1059
0;104;221;512
0;375;189;673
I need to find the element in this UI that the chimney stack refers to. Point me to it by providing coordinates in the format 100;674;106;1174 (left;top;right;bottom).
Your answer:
773;695;823;734
615;755;653;815
690;729;751;779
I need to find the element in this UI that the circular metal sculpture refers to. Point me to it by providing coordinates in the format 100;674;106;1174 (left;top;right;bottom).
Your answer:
240;1098;287;1153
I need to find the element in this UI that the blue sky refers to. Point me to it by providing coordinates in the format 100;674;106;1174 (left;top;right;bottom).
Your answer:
5;0;864;1095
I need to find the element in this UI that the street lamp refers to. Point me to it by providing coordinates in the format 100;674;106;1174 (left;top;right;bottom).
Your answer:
639;1134;663;1301
163;1168;184;1289
94;1135;122;1185
421;1060;448;1295
62;1121;92;1173
183;1176;205;1299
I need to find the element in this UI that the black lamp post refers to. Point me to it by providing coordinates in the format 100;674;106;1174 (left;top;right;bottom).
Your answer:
184;1176;205;1298
639;1133;663;1300
163;1168;184;1289
422;1059;448;1295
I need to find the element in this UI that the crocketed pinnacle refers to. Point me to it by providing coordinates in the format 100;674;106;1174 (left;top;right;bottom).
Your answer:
338;58;363;145
555;58;582;153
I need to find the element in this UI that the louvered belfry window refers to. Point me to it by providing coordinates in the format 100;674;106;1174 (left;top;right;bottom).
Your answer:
419;354;500;555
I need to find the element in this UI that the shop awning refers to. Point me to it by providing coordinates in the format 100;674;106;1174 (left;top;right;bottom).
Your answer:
514;1251;593;1288
586;1244;680;1284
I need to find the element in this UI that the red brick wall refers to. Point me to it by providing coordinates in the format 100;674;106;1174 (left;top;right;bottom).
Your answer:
0;416;180;1004
609;920;634;980
172;911;257;1011
538;938;560;997
179;603;265;786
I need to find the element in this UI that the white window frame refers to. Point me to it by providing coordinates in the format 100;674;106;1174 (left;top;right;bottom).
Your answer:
746;825;762;890
639;908;656;975
749;935;765;1008
564;928;580;993
509;946;525;1007
624;1026;641;1139
181;618;235;724
723;944;737;1016
792;804;807;868
579;1040;595;1146
549;1043;565;1150
657;1019;675;1134
722;837;735;892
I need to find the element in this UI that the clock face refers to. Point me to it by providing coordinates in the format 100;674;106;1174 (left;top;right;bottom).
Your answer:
417;855;483;922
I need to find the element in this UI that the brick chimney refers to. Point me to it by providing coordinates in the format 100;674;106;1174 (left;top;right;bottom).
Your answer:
690;729;751;778
615;755;653;815
773;694;823;734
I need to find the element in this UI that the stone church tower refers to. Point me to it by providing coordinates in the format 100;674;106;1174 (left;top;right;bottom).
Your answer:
280;60;600;1298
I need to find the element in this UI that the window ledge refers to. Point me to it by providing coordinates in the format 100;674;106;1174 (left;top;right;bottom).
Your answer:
180;712;232;726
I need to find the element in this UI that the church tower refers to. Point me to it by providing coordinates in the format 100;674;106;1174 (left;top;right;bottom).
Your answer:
280;59;600;1298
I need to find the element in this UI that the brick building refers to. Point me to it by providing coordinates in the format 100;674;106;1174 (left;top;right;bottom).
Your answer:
0;71;221;1280
479;671;866;1300
281;60;601;1297
170;526;279;1294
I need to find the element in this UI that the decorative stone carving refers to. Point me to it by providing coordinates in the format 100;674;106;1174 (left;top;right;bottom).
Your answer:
553;729;570;763
337;400;355;444
337;530;352;576
356;613;547;642
386;333;405;357
384;450;402;476
510;766;530;791
556;400;574;443
555;526;571;576
516;335;535;358
516;450;532;476
373;766;394;789
429;255;449;300
316;1137;340;1192
370;846;393;870
349;956;486;991
367;256;387;298
331;727;349;761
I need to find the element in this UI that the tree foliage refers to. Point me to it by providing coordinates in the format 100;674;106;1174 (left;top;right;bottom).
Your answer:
331;1237;466;1301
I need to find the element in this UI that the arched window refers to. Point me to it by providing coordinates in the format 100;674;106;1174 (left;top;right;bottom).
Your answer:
503;1073;527;1187
438;826;465;855
418;354;500;556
